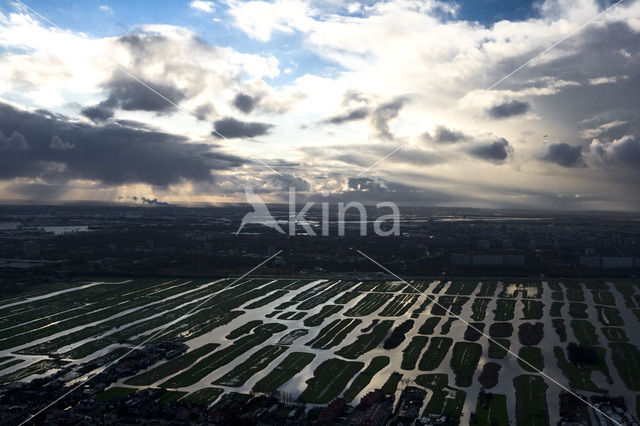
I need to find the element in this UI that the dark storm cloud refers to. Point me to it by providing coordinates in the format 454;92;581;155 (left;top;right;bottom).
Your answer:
49;135;75;151
194;104;215;121
117;33;166;55
81;74;186;122
213;117;274;139
233;93;260;113
370;98;407;140
467;138;511;162
104;76;186;113
0;130;29;150
141;197;170;206
607;137;640;164
0;102;247;187
341;90;371;106
537;142;585;167
432;125;469;144
80;104;114;122
486;100;530;119
322;107;370;125
593;136;640;165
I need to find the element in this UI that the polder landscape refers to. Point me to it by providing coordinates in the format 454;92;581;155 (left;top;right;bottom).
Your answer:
1;276;640;425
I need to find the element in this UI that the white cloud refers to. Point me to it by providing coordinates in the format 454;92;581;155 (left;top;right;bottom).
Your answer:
588;75;629;85
2;0;640;208
580;120;628;139
189;1;215;13
99;5;113;14
347;3;361;14
226;0;316;41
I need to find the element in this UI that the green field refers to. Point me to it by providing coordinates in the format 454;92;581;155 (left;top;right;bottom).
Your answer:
493;299;517;321
440;317;458;334
381;372;403;394
565;287;585;302
592;290;616;306
470;298;491;321
474;392;508;426
343;293;394;317
401;336;428;370
245;290;289;309
180;387;224;405
568;302;588;319
415;374;466;418
488;338;510;359
552;319;567;342
609;342;640;391
518;322;544;346
450;342;482;387
445;281;478;296
161;328;283;388
596;306;624;326
489;322;513;338
226;320;263;339
379;294;419;316
303;304;342;327
298;358;364;404
0;359;22;372
432;281;447;293
432;295;470;316
342;356;390;402
477;362;501;388
97;386;138;401
0;359;69;384
306;318;362;349
517;347;544;372
570;320;599;345
418;337;453;371
553;346;604;392
2;277;639;423
550;302;563;317
297;281;358;310
476;281;498;297
602;327;628;342
335;320;393;359
418;316;441;335
277;311;306;320
252;352;316;393
213;345;288;387
513;375;549;426
125;343;219;386
521;300;544;320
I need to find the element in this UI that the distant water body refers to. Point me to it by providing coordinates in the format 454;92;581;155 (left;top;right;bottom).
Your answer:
40;226;90;235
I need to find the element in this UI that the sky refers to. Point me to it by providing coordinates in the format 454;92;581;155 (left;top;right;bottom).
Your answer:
0;0;639;210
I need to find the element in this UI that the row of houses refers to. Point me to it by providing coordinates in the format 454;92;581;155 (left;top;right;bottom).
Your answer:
451;254;526;267
452;253;640;270
579;256;640;269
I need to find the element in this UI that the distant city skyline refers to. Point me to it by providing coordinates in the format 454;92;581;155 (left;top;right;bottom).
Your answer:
0;0;639;210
